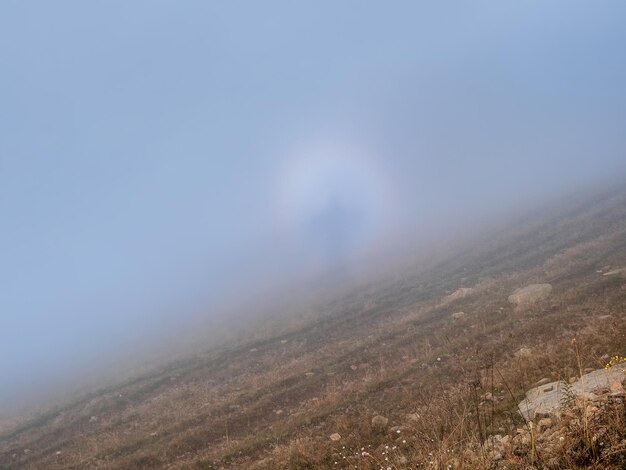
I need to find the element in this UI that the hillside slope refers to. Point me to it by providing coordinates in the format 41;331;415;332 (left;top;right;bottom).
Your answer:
2;185;626;469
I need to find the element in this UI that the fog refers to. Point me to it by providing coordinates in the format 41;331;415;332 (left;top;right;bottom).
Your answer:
2;1;626;410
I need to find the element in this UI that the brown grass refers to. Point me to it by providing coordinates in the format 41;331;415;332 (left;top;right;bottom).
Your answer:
1;185;626;469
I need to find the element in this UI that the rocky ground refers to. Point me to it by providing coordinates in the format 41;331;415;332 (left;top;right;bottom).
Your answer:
473;363;626;469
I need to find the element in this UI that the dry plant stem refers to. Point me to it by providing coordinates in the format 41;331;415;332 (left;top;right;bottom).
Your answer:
471;380;484;447
490;355;495;435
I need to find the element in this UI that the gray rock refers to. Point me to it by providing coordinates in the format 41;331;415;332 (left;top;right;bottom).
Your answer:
446;287;473;302
518;364;625;420
371;415;389;431
603;268;626;279
508;284;552;305
405;413;420;422
515;347;532;358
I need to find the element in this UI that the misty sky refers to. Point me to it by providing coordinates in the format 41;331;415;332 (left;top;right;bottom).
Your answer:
2;1;626;406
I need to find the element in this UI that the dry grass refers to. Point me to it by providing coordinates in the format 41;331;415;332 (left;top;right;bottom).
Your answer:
1;185;626;469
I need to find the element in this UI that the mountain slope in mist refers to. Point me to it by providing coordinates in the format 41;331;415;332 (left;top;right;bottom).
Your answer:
1;182;626;469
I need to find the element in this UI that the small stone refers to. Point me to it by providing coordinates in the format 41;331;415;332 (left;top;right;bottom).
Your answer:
451;311;466;320
445;287;473;302
329;433;341;441
371;415;389;431
405;413;420;422
603;268;626;278
508;284;552;305
350;365;358;371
